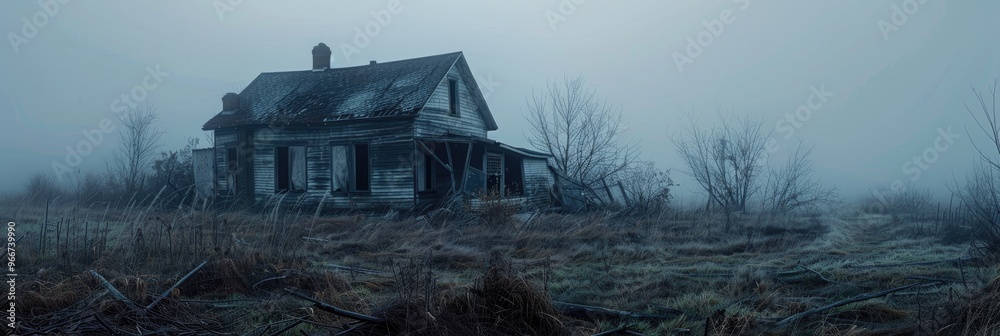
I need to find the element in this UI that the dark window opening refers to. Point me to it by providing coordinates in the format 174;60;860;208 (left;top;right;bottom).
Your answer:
432;144;450;191
448;79;459;116
417;150;435;192
275;147;289;192
486;152;502;195
353;144;370;191
469;144;484;170
504;155;523;196
275;146;307;193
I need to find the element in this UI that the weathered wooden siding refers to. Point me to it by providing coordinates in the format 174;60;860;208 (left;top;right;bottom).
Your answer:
247;119;417;210
523;157;553;208
213;129;238;193
414;66;488;138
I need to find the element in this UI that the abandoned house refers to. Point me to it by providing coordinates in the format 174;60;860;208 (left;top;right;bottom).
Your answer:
192;43;555;211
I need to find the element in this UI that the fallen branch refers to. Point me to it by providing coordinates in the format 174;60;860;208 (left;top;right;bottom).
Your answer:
146;260;208;310
554;301;681;323
266;319;304;336
284;288;385;323
905;275;962;283
799;266;870;288
302;237;330;243
847;257;976;270
773;281;939;327
592;324;632;336
253;275;289;289
648;304;687;317
324;264;386;276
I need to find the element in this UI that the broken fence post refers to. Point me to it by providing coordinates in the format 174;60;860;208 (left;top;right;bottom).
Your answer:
146;260;209;310
90;270;140;310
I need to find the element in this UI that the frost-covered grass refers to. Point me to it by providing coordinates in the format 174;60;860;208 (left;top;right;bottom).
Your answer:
4;195;999;335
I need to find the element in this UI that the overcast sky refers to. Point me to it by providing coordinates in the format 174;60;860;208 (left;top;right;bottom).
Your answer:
2;0;999;204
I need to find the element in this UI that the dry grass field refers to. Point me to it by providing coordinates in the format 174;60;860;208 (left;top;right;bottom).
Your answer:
4;197;1000;335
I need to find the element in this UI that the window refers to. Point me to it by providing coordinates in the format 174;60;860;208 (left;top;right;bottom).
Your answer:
226;148;238;192
331;144;370;192
486;152;503;195
354;144;370;191
448;78;460;116
275;146;307;193
504;155;523;196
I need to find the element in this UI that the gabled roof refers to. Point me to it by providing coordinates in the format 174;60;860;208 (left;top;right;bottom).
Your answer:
202;51;498;130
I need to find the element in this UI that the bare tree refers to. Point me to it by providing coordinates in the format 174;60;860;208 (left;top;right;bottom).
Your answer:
672;113;769;213
762;143;839;214
960;78;1000;255
109;104;164;197
524;75;638;185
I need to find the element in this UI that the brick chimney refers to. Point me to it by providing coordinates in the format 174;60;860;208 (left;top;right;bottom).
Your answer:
222;92;240;112
312;43;331;70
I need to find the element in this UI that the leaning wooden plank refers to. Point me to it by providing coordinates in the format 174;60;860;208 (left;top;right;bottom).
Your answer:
90;270;140;310
284;289;385;323
146;260;208;310
554;301;681;323
773;282;936;327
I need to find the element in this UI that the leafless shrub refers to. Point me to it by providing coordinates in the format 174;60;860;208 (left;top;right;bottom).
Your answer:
475;190;519;227
23;172;64;204
619;160;674;216
870;183;933;220
72;172;111;205
762;143;839;214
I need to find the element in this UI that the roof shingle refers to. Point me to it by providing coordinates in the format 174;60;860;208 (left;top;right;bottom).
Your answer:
203;52;463;130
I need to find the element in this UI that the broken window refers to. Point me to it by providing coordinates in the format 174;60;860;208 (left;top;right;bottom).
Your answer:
486;152;502;195
448;78;460;116
226;147;238;193
331;144;370;192
275;146;306;193
331;145;349;192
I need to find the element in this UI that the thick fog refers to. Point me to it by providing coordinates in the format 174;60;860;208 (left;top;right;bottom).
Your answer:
2;0;999;204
